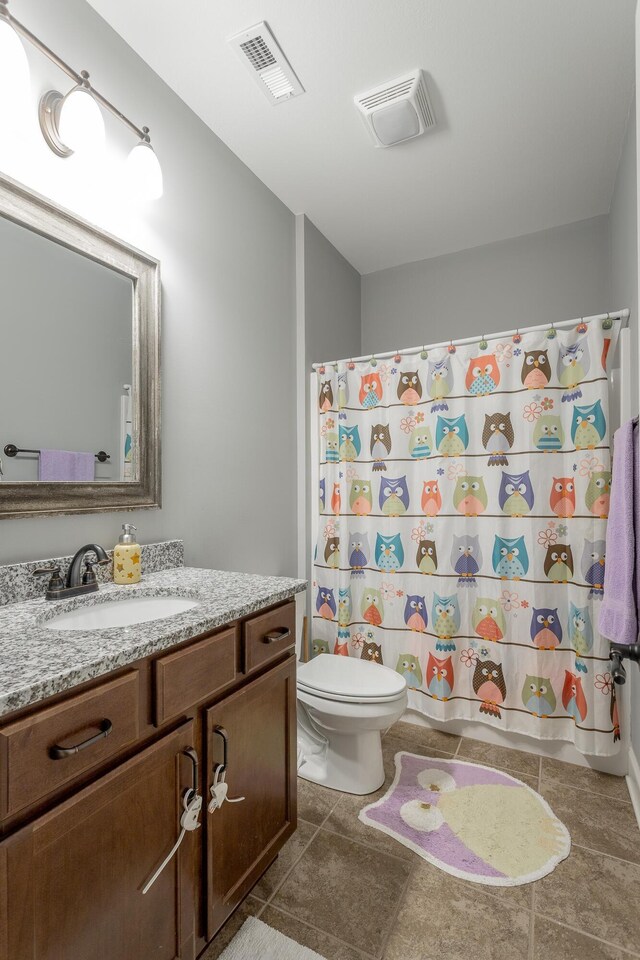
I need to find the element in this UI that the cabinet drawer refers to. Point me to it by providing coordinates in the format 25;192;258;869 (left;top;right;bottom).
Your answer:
242;602;296;674
154;626;238;725
0;671;140;819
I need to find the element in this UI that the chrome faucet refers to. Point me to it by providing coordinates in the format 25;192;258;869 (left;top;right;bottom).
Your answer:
33;543;110;600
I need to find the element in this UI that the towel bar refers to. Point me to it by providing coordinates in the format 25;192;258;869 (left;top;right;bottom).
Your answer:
3;444;110;462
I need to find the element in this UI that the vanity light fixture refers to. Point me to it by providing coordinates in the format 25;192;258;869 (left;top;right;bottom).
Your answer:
2;0;163;197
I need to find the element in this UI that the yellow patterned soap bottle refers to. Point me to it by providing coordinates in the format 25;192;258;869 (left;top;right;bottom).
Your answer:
113;523;141;584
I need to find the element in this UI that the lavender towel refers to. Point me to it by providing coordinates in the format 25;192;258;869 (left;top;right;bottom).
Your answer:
599;418;639;645
38;449;95;482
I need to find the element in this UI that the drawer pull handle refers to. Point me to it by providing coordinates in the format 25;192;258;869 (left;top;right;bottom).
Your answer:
49;719;113;759
263;628;291;644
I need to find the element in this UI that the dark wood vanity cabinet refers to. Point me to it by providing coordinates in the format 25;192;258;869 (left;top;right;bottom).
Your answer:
0;598;298;960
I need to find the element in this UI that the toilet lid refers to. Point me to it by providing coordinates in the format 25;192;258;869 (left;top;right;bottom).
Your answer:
297;655;407;701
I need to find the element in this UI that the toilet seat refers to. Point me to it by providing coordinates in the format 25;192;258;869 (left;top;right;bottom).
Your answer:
297;656;406;704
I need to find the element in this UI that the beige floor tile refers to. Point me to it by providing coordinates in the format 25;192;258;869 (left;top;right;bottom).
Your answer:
386;719;461;754
540;757;631;802
535;845;640;954
456;738;540;778
540;782;640;864
383;863;530;960
272;828;411;956
298;776;343;825
252;819;318;900
382;736;454;776
532;917;630;959
260;905;375;960
199;896;264;959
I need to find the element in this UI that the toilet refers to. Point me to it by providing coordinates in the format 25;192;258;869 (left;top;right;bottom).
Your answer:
297;656;408;795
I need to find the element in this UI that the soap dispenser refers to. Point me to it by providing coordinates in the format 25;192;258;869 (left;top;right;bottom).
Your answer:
114;523;141;584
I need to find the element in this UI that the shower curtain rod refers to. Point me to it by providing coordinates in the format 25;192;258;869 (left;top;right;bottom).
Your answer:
311;307;630;370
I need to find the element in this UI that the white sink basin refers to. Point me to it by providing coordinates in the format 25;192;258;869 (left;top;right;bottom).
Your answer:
46;596;200;631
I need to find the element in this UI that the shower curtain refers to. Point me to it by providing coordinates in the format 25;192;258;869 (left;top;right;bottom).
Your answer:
312;317;622;756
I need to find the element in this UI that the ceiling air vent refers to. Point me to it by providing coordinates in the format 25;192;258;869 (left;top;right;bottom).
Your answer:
228;22;304;104
355;70;436;147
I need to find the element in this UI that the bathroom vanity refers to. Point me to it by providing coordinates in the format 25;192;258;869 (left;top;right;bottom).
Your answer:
0;554;305;960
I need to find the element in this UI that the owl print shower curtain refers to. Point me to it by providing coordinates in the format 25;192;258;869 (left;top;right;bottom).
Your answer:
313;317;622;756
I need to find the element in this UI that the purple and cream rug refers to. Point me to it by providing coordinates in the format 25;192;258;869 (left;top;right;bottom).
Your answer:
359;752;571;886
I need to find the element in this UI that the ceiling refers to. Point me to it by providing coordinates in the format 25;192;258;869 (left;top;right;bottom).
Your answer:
86;0;636;274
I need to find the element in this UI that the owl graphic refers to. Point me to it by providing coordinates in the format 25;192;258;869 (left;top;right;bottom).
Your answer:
337;587;352;637
397;371;423;405
330;482;341;516
431;594;460;651
409;426;433;459
451;535;483;587
311;638;330;657
359;372;383;408
334;637;349;656
522;676;557;717
582;539;605;598
427;653;454;700
550;477;575;518
379;476;410;516
339;424;361;461
404;595;428;632
361;588;384;626
543;544;574;583
530;607;562;649
482;412;514;466
472;598;506;642
557;334;590;402
416;539;438;575
571;400;606;449
498;471;534;517
325;432;339;463
319;380;333;412
319;478;326;513
375;533;405;572
316;587;336;620
569;602;593;673
436;415;469;457
465;354;500;396
562;670;587;723
521;349;551;389
421;480;442;517
361;633;383;664
427;356;453;412
453;476;488;516
533;415;564;452
492;535;529;579
396;654;423;688
585;470;611;518
324;537;340;568
348;532;370;578
370;424;392;472
337;371;349;409
349;478;372;517
472;659;507;718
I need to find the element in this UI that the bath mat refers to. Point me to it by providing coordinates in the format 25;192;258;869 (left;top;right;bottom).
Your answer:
218;917;328;960
359;752;570;886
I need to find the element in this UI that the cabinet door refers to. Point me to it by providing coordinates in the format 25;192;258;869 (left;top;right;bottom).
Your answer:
0;722;197;960
205;656;296;938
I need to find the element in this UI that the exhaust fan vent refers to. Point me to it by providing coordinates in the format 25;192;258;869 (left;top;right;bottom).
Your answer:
355;70;436;147
228;22;304;104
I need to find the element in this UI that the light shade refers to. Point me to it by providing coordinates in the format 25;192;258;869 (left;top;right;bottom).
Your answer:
0;16;30;90
125;140;163;200
58;85;105;155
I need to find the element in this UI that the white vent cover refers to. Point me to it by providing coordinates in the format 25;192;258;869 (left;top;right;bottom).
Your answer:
355;70;436;147
228;22;304;104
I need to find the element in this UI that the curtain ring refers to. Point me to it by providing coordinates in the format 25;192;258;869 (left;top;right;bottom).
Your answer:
318;364;326;375
512;329;522;344
447;339;456;354
479;334;488;350
602;313;613;330
576;317;588;333
546;324;557;340
370;354;377;367
420;345;428;360
347;358;355;370
393;351;401;363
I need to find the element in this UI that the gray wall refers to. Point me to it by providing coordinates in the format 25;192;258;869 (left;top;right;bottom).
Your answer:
361;216;612;353
608;102;640;757
0;0;296;576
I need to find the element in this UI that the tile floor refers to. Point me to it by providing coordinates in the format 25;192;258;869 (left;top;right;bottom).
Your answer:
204;721;640;960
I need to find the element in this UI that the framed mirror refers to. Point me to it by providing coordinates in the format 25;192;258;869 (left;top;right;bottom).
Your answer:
0;172;160;519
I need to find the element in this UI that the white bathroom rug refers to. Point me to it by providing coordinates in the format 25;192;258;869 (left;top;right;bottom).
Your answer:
360;751;571;886
218;917;328;960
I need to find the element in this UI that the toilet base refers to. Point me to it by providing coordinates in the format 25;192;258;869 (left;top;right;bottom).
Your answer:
298;728;385;795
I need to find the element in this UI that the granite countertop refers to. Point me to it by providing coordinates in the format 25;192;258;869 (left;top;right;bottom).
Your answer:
0;567;306;718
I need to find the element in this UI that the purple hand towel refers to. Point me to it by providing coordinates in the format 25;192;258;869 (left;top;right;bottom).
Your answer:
38;449;95;482
599;418;639;645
